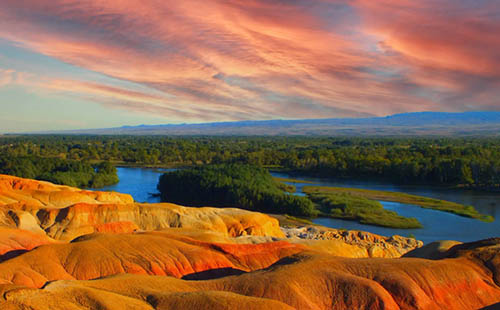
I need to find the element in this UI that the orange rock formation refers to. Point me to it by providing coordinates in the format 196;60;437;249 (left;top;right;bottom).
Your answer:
0;174;498;309
1;238;499;309
0;227;56;261
0;174;285;240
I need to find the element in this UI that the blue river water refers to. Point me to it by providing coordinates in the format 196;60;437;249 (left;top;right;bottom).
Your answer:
97;167;175;203
96;167;500;244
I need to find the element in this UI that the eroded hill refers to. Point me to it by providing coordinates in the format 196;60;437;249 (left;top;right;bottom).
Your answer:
0;174;499;309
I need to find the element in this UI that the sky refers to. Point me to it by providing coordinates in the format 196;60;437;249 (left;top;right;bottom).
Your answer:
0;0;499;132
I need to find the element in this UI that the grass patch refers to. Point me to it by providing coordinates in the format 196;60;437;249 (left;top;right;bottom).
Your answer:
275;181;296;193
303;186;494;223
269;214;315;227
284;215;314;225
307;192;422;229
272;177;315;184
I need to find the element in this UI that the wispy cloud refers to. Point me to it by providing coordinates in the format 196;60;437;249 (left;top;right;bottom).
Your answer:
0;68;31;87
0;0;498;125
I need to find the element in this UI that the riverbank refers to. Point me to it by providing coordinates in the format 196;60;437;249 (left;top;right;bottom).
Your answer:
273;177;315;184
272;168;500;192
106;162;500;192
303;186;494;222
306;191;423;229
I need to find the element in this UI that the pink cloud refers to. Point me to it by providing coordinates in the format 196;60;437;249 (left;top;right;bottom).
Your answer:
0;69;31;87
356;0;500;76
0;0;498;122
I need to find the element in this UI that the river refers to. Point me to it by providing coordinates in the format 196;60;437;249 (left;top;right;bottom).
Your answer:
97;167;500;244
97;167;176;204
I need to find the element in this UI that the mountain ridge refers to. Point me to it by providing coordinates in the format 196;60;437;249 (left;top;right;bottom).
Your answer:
27;111;500;136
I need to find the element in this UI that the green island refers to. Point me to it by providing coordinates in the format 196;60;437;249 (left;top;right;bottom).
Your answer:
275;177;424;228
303;186;494;223
157;164;426;228
307;191;422;229
157;164;317;217
272;177;315;184
157;163;493;228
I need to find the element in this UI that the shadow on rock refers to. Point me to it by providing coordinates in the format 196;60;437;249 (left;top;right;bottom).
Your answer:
182;267;246;280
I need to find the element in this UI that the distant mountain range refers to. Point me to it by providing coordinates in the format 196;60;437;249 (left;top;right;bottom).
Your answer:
39;111;500;136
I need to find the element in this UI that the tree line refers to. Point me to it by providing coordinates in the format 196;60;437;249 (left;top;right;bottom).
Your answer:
0;155;118;188
1;135;500;188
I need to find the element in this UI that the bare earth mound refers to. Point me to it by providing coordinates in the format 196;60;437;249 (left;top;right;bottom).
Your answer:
0;174;498;309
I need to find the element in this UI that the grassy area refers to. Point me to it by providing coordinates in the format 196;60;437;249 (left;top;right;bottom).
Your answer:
303;186;494;223
268;214;315;227
284;215;314;225
272;177;315;184
307;192;422;229
275;181;296;193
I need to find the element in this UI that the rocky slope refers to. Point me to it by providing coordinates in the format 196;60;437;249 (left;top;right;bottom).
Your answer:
1;239;500;309
283;226;423;258
0;231;305;288
0;174;499;309
0;227;56;262
0;174;419;257
0;174;285;240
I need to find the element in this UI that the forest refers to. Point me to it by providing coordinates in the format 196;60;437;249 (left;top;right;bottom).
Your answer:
1;135;500;188
157;164;317;216
0;155;118;188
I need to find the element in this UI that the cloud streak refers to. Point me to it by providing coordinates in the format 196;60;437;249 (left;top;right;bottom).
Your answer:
0;0;498;124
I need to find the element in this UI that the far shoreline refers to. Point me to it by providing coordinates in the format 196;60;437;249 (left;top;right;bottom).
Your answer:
111;163;500;193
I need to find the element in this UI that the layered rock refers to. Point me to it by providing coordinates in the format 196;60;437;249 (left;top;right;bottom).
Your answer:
0;227;56;262
0;174;499;309
1;240;500;309
0;174;133;208
403;240;463;259
0;174;284;241
0;231;305;288
283;226;423;258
